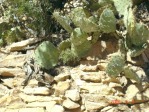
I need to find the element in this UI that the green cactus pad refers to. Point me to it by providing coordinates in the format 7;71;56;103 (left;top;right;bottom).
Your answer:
53;11;73;33
124;66;141;83
106;54;125;77
128;43;148;57
98;0;113;7
98;8;116;33
112;0;133;16
58;39;71;52
70;28;92;57
59;48;78;64
34;41;59;69
130;23;149;46
70;7;99;33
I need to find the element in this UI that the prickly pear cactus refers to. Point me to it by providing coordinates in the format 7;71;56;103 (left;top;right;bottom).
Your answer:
112;0;133;16
70;28;92;57
34;41;59;69
59;48;79;65
98;0;113;7
69;7;99;33
124;6;149;57
53;11;73;33
58;39;71;51
98;8;116;33
106;54;125;77
129;23;149;46
128;43;148;57
124;66;141;83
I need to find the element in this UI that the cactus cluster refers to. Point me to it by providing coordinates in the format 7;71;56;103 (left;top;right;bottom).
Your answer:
34;0;149;81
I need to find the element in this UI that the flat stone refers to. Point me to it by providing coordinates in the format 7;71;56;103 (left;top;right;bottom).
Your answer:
136;69;149;82
54;72;70;82
5;109;19;112
80;65;98;72
7;38;37;52
131;103;149;112
0;54;26;68
85;101;108;110
0;84;9;97
26;101;56;108
19;93;63;103
109;82;122;88
82;94;109;103
97;62;107;71
23;87;51;95
125;84;139;100
65;89;80;101
54;80;70;96
143;88;149;98
0;93;12;106
27;79;39;87
19;108;45;112
100;106;113;112
80;72;104;82
79;83;115;94
1;78;14;88
0;108;6;112
51;105;65;112
63;98;80;109
0;68;25;77
70;68;82;80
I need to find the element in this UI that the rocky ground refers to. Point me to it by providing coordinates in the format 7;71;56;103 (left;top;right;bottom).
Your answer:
0;38;149;112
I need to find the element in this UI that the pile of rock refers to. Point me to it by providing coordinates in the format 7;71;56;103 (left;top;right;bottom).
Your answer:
0;38;149;112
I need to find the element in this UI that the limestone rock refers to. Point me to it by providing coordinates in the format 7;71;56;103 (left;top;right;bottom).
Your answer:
26;101;56;108
131;103;149;112
54;72;70;82
0;68;25;77
85;101;108;110
79;83;115;94
82;94;109;110
80;72;105;82
19;108;45;112
19;93;63;103
0;84;9;97
100;106;113;112
51;105;65;112
0;108;6;112
54;80;70;96
125;84;139;100
70;68;82;80
63;98;80;109
143;88;149;98
0;54;26;67
5;109;19;112
23;87;51;95
65;89;80;101
109;82;122;88
97;62;108;71
2;78;14;88
80;65;98;72
0;93;12;106
7;38;37;52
